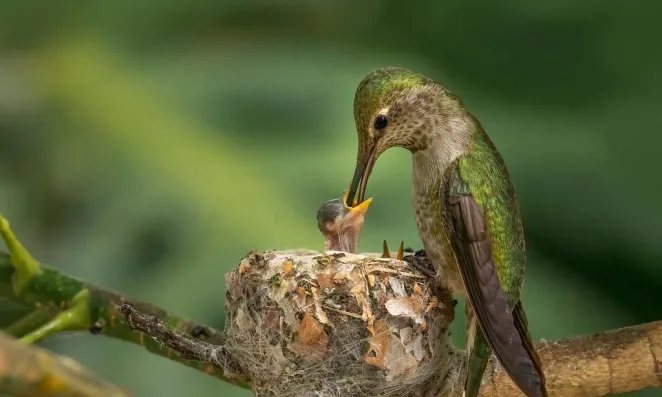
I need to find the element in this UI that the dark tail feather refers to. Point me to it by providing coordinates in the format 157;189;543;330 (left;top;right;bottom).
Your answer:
513;300;548;397
448;193;547;396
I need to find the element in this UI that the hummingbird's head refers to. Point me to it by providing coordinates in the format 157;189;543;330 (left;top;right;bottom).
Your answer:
346;66;465;206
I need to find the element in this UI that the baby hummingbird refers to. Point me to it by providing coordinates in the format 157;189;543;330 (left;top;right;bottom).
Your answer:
316;191;372;253
316;192;404;259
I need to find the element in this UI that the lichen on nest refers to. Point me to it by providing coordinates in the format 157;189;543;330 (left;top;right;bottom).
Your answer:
224;249;459;397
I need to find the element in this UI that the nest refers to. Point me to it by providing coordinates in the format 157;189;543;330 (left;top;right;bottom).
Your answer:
224;249;462;397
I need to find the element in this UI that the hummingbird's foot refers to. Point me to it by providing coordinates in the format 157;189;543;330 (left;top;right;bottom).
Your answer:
0;210;42;295
402;249;436;278
381;240;405;260
19;289;93;344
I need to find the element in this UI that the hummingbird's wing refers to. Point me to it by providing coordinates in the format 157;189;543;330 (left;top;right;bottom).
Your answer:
445;165;546;397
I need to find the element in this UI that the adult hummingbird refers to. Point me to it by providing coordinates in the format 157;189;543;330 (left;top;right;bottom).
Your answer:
344;67;546;397
316;192;405;259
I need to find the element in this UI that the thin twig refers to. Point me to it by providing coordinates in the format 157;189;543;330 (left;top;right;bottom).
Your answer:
120;300;225;366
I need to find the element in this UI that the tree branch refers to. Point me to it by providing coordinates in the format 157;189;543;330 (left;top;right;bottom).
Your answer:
120;290;662;397
120;249;660;397
119;300;242;378
481;320;662;396
0;252;249;386
0;331;133;397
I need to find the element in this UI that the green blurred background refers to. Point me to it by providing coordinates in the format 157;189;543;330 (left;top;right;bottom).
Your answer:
0;1;660;396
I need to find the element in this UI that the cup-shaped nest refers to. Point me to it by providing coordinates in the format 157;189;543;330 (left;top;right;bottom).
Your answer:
224;250;458;397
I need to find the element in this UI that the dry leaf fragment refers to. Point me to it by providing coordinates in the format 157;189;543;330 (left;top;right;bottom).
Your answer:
332;271;346;284
316;272;334;289
349;267;373;323
295;286;307;307
292;313;329;362
364;320;390;369
388;276;407;297
299;313;323;345
385;296;425;325
425;296;439;313
238;258;251;274
281;260;294;276
311;287;333;326
408;334;425;361
332;263;356;284
412;282;422;296
384;334;418;380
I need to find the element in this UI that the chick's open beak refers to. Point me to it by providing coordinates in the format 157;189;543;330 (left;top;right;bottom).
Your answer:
335;192;372;253
317;193;373;253
341;190;372;218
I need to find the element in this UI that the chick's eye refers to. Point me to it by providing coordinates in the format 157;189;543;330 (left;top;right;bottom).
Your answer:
374;114;388;130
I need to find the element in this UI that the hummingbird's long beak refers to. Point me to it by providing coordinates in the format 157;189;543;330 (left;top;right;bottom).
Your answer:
346;149;376;207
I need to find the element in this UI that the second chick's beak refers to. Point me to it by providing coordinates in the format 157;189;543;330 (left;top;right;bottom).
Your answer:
316;191;373;253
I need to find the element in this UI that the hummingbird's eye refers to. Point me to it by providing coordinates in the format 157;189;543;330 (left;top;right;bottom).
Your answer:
374;114;388;130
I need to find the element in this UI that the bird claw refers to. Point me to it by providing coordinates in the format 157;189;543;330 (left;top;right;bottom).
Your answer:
381;240;405;261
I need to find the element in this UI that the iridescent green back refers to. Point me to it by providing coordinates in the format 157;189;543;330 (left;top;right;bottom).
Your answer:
455;129;526;303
